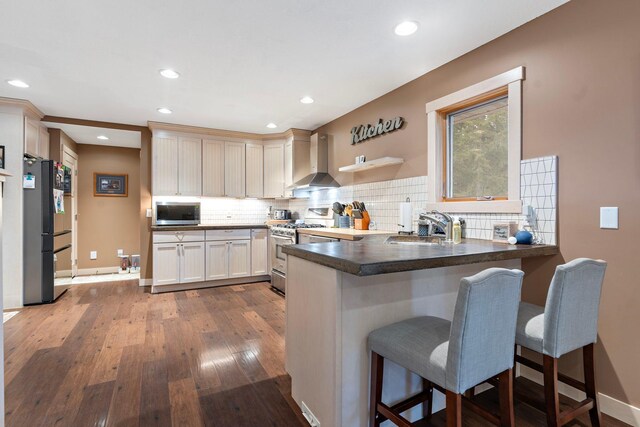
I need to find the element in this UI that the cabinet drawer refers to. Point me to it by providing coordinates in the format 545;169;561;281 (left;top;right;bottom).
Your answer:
206;229;251;241
153;230;205;243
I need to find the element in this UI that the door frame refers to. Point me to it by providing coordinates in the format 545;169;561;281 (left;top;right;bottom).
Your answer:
62;145;78;277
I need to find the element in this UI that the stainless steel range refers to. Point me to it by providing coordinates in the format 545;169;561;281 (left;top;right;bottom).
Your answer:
269;207;334;294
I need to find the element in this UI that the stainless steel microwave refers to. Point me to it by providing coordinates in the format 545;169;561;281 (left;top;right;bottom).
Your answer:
155;202;201;226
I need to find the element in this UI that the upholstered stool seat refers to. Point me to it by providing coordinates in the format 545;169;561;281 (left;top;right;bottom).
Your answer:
368;268;524;427
514;258;607;427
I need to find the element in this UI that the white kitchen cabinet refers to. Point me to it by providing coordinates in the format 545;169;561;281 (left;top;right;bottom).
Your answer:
245;143;264;198
225;142;246;197
153;243;181;285
38;125;49;159
250;229;269;276
24;117;39;157
283;137;310;198
152;135;179;196
264;144;284;198
202;139;225;197
178;137;202;196
180;241;205;283
229;240;251;278
205;241;229;281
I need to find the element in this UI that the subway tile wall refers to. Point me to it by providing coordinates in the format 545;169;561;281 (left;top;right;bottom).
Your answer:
200;197;289;224
289;156;557;244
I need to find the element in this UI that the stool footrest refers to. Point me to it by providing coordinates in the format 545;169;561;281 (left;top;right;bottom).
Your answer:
515;354;586;392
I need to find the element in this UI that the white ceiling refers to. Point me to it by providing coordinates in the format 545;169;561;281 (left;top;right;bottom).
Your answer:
43;122;141;149
1;0;568;134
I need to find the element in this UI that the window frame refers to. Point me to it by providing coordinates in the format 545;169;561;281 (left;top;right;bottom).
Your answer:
426;67;524;213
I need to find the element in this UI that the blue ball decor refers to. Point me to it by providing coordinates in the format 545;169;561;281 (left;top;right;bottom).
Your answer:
515;230;534;245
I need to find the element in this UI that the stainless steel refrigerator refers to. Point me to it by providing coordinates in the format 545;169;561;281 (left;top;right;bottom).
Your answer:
23;158;72;305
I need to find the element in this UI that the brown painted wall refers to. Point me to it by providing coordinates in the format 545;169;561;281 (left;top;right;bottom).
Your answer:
77;144;140;270
139;129;152;280
316;0;640;407
48;128;78;162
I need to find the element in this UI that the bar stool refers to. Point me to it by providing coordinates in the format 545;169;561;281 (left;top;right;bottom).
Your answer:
368;268;524;427
514;258;607;427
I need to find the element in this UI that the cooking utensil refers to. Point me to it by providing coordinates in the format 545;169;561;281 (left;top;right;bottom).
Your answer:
352;209;363;219
332;202;344;216
344;204;353;217
360;202;366;211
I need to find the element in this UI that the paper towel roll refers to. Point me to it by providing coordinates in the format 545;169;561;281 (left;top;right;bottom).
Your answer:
399;201;412;233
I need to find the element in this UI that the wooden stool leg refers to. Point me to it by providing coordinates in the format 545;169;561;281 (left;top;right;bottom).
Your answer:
369;352;384;427
543;355;561;427
583;344;602;427
446;391;462;427
498;369;515;427
422;378;433;419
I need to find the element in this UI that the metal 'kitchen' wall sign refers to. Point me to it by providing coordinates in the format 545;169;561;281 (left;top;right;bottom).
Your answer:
350;117;404;145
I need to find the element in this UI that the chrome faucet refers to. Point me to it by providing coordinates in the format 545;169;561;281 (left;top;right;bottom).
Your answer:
420;210;454;243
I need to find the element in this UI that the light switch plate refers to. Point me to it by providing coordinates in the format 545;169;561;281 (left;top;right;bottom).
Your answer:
90;251;97;260
600;207;619;229
146;208;153;218
117;249;124;256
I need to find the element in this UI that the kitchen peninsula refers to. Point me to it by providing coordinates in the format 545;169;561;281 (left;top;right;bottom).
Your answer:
283;239;558;426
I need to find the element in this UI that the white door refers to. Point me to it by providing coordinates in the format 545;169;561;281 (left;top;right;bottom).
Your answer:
153;243;180;285
62;146;78;277
250;229;269;276
202;139;225;197
245;143;264;198
264;144;284;198
224;142;246;197
178;137;202;196
205;241;229;280
180;241;205;283
229;240;251;278
152;136;179;195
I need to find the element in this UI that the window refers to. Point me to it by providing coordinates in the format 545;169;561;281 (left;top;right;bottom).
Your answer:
445;95;508;200
426;67;524;213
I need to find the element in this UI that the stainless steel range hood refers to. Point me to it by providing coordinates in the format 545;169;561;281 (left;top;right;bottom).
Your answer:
289;133;340;191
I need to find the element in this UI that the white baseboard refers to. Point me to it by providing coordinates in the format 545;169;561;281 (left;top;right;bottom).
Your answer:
139;278;152;287
76;267;120;276
520;365;640;426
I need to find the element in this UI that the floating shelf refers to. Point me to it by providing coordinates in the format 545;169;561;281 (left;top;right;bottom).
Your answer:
339;157;404;173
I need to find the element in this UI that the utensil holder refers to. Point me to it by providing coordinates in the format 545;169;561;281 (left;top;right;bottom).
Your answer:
338;216;351;228
355;212;370;230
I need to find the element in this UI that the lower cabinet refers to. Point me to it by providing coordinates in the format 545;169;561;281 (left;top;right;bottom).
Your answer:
206;239;251;280
153;241;205;286
251;229;269;276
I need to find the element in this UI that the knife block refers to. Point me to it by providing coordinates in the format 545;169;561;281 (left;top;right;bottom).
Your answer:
354;211;370;230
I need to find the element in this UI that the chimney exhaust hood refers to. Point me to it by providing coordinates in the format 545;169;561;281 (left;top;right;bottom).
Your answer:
289;133;340;191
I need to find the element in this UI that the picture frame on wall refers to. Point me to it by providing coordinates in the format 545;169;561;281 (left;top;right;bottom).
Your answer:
94;173;128;197
0;145;5;169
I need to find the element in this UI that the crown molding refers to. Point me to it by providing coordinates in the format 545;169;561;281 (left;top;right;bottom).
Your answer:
147;121;311;142
0;97;44;119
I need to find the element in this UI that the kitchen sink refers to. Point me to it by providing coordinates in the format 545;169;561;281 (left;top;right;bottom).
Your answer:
384;235;446;246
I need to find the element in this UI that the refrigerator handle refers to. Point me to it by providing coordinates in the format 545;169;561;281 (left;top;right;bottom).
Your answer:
42;160;54;235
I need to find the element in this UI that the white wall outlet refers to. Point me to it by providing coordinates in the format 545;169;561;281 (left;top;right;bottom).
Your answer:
600;207;619;229
117;249;124;256
146;208;153;218
90;251;97;260
300;401;320;427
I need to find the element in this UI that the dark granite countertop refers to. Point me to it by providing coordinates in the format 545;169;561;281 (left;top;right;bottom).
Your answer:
283;238;558;276
151;224;268;231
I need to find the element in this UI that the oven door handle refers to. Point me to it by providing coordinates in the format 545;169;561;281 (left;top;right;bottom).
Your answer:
271;235;293;242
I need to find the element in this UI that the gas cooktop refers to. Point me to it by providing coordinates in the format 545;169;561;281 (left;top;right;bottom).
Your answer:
276;223;326;229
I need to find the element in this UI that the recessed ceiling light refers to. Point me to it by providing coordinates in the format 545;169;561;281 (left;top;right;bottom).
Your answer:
159;69;180;79
266;123;278;129
97;135;109;140
157;107;172;114
7;79;29;88
300;96;314;104
394;21;419;36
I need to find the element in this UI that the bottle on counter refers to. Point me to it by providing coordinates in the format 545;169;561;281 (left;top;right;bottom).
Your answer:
452;218;462;244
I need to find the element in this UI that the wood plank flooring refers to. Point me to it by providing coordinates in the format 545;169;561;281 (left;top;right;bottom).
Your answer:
4;280;629;426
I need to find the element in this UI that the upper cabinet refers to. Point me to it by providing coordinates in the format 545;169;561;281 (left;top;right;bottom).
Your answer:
283;136;311;198
24;118;49;159
224;142;246;198
264;144;284;198
245;143;264;198
202;139;225;197
153;136;202;196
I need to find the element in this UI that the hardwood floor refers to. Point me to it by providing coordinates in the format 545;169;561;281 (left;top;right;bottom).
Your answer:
3;280;629;426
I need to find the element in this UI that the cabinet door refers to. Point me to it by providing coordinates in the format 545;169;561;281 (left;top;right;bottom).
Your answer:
225;142;246;197
229;240;251;278
24;117;39;157
178;137;202;196
205;241;229;281
264;144;284;198
38;126;50;159
153;243;180;285
180;241;205;283
153;136;179;195
250;229;269;276
283;140;294;198
245;143;264;198
202;139;225;197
